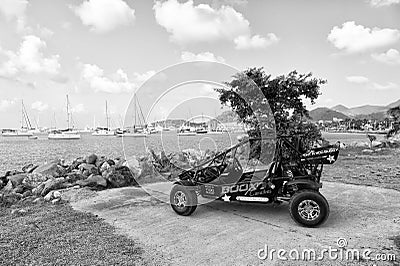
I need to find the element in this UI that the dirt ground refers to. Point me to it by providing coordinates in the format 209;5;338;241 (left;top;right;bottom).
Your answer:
324;147;400;191
70;180;400;266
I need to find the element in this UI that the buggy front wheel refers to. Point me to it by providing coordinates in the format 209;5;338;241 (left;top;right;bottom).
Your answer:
170;184;198;216
289;190;329;227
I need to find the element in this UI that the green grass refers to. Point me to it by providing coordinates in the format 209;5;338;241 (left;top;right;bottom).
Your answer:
0;199;148;266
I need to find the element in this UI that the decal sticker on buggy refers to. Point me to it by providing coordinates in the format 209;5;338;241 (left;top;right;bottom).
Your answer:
301;146;339;164
204;185;215;195
222;194;231;202
236;196;269;202
221;182;269;195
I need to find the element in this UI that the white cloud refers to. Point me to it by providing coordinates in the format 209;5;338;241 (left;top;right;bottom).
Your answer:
234;33;279;50
346;76;370;83
82;63;154;94
369;0;400;7
327;21;400;53
38;27;54;39
211;0;248;7
153;0;275;48
132;70;156;84
31;101;49;112
181;51;225;63
0;35;60;76
371;49;400;65
0;99;17;111
72;0;135;33
373;82;398;90
0;0;28;31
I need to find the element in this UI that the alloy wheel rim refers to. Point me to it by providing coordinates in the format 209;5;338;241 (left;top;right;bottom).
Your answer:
298;199;320;221
174;191;187;209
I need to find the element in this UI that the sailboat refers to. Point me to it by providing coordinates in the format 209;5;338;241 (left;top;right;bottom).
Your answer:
116;94;148;138
48;95;81;140
195;113;208;134
2;100;34;137
92;100;115;136
177;117;196;136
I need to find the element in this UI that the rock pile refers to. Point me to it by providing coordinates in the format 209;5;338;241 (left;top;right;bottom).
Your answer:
0;149;214;206
347;137;400;149
0;154;146;205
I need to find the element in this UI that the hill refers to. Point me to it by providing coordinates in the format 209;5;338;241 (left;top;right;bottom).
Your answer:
331;104;353;116
354;112;387;121
329;98;400;117
387;99;400;108
349;105;387;116
309;107;349;121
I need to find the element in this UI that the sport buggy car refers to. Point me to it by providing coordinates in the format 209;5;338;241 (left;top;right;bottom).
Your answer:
169;136;340;227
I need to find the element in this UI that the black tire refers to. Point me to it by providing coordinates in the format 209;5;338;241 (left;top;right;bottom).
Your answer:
170;184;198;216
289;190;329;227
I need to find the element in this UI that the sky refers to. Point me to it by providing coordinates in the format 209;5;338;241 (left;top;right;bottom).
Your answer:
0;0;399;128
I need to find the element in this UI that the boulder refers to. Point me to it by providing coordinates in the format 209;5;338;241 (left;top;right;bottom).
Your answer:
7;174;27;187
65;172;85;183
53;190;61;198
41;178;65;196
2;181;13;193
95;157;106;168
100;162;110;174
67;158;83;171
51;198;61;204
13;185;25;194
32;183;45;196
76;175;107;188
126;157;142;177
115;158;127;168
371;140;383;148
79;163;99;176
34;162;63;177
22;163;38;173
85;154;98;165
32;198;41;203
44;191;53;201
107;159;115;166
350;141;369;148
22;190;32;198
23;172;48;187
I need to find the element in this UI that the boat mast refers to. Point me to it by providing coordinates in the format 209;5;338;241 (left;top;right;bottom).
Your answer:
66;95;70;129
105;100;109;130
21;100;24;129
21;100;32;130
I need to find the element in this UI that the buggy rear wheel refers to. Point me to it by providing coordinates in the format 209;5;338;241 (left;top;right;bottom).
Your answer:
170;184;198;216
289;190;329;227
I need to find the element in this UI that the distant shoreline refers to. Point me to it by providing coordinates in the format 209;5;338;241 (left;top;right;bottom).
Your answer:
322;130;387;135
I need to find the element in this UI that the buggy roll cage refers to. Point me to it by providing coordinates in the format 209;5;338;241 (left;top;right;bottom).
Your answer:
180;134;340;179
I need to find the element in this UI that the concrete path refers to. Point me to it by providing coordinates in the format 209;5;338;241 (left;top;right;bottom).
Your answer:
70;182;400;265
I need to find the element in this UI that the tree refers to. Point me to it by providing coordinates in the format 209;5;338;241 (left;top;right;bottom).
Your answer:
387;106;400;137
216;67;327;152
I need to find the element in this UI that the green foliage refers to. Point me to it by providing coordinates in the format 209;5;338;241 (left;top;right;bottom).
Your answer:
387;106;400;137
216;67;327;150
